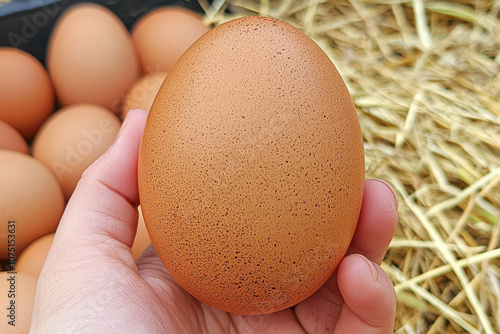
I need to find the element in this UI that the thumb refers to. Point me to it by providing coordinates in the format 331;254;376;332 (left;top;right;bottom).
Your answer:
54;108;148;254
32;109;150;332
335;254;396;333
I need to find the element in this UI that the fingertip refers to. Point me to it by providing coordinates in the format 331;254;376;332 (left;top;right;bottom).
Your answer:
126;108;149;121
110;108;148;146
57;107;149;246
90;107;148;205
337;254;396;331
364;179;398;212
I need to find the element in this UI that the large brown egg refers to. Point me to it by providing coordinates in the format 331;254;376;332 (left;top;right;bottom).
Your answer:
138;16;364;315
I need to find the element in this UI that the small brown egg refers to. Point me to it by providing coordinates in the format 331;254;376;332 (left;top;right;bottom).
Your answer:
0;272;37;333
0;151;64;260
0;48;54;139
131;206;151;259
47;3;140;113
32;104;121;201
16;233;55;277
0;119;29;154
132;7;210;74
139;16;364;315
121;72;167;120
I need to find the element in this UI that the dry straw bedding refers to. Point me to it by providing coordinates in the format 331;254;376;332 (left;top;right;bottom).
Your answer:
201;0;500;333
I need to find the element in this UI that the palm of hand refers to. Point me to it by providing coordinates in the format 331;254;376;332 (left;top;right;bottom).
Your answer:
31;109;397;334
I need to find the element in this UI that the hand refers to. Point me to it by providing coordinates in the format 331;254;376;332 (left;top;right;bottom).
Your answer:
31;109;398;334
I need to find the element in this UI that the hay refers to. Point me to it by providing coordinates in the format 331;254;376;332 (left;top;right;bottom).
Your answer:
200;0;500;332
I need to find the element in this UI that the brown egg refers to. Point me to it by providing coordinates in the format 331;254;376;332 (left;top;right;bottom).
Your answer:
0;151;64;261
47;3;140;113
131;206;151;259
132;7;210;74
0;48;54;139
0;272;37;333
33;104;121;201
121;72;167;120
16;233;55;277
138;17;365;314
0;119;29;154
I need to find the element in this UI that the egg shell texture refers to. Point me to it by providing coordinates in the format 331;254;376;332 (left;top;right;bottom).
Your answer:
139;16;364;314
32;104;121;201
0;48;54;139
132;7;210;74
0;151;64;260
47;3;140;113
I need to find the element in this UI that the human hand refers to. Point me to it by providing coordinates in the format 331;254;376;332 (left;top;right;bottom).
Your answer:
30;108;397;334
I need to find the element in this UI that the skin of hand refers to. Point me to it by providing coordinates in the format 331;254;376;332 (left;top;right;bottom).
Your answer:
30;109;398;334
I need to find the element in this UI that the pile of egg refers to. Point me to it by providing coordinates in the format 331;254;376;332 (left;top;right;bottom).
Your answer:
0;3;210;331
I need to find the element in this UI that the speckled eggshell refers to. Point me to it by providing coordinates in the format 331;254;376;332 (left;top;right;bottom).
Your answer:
138;16;364;315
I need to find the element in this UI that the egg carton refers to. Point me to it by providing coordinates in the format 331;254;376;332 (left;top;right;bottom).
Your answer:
0;0;209;65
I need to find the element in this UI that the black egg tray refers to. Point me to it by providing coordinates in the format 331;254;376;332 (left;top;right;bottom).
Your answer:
0;0;209;66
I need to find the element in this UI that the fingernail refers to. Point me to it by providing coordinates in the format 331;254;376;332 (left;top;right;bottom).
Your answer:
363;256;379;282
376;179;398;211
